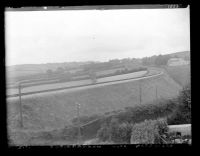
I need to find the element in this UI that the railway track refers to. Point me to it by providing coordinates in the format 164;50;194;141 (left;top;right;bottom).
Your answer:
7;71;163;98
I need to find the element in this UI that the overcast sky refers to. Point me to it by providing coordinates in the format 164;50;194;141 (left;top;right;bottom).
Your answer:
5;7;190;66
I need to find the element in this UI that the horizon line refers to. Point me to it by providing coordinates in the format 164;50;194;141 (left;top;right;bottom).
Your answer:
6;50;190;67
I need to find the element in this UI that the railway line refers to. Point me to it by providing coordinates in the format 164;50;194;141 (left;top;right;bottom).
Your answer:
7;70;163;98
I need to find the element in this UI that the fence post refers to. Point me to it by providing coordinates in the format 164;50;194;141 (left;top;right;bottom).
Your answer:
18;83;23;128
139;80;142;105
156;85;158;101
76;103;81;144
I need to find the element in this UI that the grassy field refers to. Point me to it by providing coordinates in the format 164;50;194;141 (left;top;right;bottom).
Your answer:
7;70;147;96
7;72;181;132
164;65;190;87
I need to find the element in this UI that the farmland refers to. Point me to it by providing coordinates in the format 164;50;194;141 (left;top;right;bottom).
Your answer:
6;52;190;145
7;71;181;131
7;70;147;96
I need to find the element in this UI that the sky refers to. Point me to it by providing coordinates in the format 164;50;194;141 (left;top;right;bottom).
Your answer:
5;7;190;66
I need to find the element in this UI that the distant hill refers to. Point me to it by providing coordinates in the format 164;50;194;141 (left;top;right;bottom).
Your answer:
6;62;93;81
167;51;190;60
142;51;190;66
6;51;190;81
7;62;92;73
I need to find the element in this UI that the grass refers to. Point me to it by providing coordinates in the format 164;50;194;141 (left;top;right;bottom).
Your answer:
7;71;182;145
7;70;147;96
7;72;181;131
164;65;190;87
8;97;179;145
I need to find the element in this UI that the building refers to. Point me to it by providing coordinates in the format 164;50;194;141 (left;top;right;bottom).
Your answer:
167;58;189;66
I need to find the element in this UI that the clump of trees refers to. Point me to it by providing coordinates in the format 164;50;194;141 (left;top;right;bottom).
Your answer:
142;54;171;66
96;83;191;144
97;118;133;143
97;118;169;144
46;69;53;76
89;70;97;84
154;54;171;66
55;67;65;74
45;67;72;82
131;119;168;144
46;67;65;75
167;83;191;125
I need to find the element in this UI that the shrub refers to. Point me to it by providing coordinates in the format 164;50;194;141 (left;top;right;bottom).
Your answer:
112;122;133;143
131;119;168;144
71;114;100;125
97;118;133;144
167;84;191;125
61;126;79;140
37;131;53;140
96;122;111;142
116;99;177;124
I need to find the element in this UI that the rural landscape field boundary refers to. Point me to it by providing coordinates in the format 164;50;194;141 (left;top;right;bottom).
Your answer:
7;70;163;98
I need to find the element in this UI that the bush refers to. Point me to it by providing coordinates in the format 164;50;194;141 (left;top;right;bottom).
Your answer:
71;114;100;125
113;67;147;76
131;119;168;144
97;122;111;142
94;99;177;143
115;99;177;124
61;126;79;140
97;118;133;144
167;84;191;125
112;122;133;143
38;131;53;140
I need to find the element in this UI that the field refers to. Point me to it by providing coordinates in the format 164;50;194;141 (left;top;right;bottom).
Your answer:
164;64;190;87
7;70;147;96
7;72;181;132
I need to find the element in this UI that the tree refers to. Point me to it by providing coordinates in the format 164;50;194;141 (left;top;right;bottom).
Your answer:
167;83;191;124
46;69;53;76
55;67;64;74
155;55;171;66
89;69;97;84
97;118;133;143
142;56;156;66
184;55;190;61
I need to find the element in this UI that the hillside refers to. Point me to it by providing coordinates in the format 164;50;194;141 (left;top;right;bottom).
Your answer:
167;51;190;59
164;64;190;87
6;62;92;81
7;72;181;131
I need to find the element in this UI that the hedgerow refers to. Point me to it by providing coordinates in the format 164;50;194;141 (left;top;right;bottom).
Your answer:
130;119;168;144
97;118;133;143
167;83;191;125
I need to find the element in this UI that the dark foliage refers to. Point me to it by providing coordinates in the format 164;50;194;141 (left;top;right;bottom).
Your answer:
167;84;191;124
131;119;168;144
97;118;133;143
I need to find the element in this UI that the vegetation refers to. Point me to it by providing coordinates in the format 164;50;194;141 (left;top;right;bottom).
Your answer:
142;54;171;66
111;99;177;124
7;73;180;131
130;119;168;144
167;83;191;125
71;114;101;125
142;51;189;67
8;82;190;145
164;65;190;87
97;118;133;143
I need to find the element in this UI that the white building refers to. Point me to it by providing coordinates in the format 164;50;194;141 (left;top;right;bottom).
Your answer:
167;58;190;66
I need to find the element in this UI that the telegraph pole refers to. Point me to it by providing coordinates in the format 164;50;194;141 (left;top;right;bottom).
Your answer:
18;83;23;128
76;103;81;145
156;85;158;101
139;80;142;105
